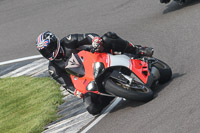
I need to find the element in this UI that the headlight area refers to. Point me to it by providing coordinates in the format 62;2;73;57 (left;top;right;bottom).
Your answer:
86;81;98;91
93;62;105;78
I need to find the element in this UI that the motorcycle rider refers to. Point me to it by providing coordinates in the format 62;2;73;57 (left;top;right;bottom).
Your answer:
35;31;154;115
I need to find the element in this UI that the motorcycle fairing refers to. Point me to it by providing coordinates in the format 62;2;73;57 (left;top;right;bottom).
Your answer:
107;54;131;68
70;51;150;96
130;59;150;84
70;51;107;95
108;54;150;84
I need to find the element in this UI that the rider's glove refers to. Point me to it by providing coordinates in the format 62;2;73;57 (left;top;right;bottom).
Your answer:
91;37;103;52
138;47;154;57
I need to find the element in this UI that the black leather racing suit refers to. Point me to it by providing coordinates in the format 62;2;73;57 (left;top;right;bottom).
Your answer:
48;32;140;115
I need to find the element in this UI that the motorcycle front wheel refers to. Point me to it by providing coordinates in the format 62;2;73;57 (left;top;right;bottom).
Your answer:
104;78;154;102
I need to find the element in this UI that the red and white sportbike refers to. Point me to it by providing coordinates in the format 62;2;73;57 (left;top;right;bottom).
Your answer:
65;51;172;101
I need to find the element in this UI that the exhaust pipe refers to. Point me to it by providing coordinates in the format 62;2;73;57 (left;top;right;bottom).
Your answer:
151;67;160;81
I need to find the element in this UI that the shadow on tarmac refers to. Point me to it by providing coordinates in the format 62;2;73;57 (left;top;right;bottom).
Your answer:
163;0;200;14
153;72;186;94
109;73;186;113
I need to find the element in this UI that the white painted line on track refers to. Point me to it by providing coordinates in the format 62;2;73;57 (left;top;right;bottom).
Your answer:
1;59;48;78
80;97;122;133
0;55;42;66
12;61;48;77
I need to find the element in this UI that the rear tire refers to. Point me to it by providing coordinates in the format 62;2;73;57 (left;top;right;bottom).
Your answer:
160;0;170;3
104;79;154;102
152;59;172;84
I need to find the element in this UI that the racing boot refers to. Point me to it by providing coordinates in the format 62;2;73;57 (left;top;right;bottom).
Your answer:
83;93;113;115
175;0;185;5
138;47;154;57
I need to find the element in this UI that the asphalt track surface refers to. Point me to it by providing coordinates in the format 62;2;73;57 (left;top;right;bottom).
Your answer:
1;0;200;132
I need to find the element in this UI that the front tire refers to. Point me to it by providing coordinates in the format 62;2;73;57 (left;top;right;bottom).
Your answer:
104;79;154;102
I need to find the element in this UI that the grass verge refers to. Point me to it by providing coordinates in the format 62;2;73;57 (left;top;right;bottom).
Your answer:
0;76;63;133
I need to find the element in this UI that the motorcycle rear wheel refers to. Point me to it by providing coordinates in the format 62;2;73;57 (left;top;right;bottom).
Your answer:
104;78;154;102
152;59;172;84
